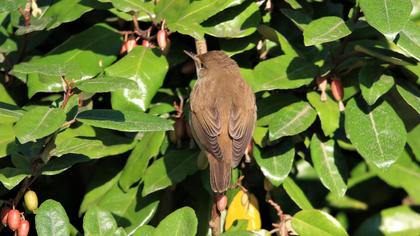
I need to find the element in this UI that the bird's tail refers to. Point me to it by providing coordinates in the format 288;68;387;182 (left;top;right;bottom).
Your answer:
208;154;231;193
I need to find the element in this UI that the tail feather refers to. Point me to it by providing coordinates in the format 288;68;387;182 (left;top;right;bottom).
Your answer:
208;156;231;193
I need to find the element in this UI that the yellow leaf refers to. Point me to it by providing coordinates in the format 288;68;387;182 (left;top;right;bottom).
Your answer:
225;190;261;231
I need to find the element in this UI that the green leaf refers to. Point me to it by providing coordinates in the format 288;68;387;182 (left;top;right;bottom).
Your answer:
0;102;24;124
0;0;26;13
283;177;314;210
12;24;120;79
358;65;394;106
369;150;420;203
0;167;28;190
0;124;15;158
202;2;260;38
326;193;368;210
83;206;118;236
396;21;420;60
292;209;349;236
14;106;66;144
132;225;155;236
253;140;295;186
106;47;169;111
77;109;173;132
354;205;420;236
307;92;340;136
257;25;299;57
407;124;420;159
359;0;413;39
119;132;165;191
303;16;351;46
77;76;138;93
110;0;154;14
52;125;135;159
396;81;420;114
269;101;317;140
310;135;347;197
345;98;407;168
35;200;71;236
153;207;197;236
280;8;311;31
142;149;199;196
253;56;318;92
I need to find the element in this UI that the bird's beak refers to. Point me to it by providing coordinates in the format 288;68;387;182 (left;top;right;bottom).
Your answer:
184;50;202;71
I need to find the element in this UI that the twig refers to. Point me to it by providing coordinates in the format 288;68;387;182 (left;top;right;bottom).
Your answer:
195;39;207;55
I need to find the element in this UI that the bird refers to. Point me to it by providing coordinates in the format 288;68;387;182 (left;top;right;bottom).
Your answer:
186;50;256;193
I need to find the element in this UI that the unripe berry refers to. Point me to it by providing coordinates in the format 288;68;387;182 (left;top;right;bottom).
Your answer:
24;190;38;212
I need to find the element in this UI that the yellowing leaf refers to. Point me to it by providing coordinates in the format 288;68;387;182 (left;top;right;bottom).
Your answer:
225;190;261;231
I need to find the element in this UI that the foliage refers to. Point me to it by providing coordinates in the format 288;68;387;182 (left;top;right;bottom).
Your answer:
0;0;419;235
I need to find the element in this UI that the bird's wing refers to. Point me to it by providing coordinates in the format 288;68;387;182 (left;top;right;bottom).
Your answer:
190;81;223;160
229;86;256;167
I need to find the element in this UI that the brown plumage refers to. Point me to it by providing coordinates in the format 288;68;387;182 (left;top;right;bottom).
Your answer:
187;51;256;193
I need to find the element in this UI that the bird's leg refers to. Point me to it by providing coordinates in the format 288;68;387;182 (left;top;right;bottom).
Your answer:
229;175;248;193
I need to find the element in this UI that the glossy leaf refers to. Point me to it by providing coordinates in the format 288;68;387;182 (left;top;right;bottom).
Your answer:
269;101;317;140
310;135;347;197
282;177;314;210
0;124;14;157
292;209;348;236
106;47;169;111
345;98;407;168
77;76;138;93
359;0;412;39
14;106;66;144
358;65;394;106
396;82;420;114
0;102;24;124
253;140;295;186
12;24;120;79
354;206;420;236
303;16;351;46
52;125;136;159
225;190;261;231
35;200;71;236
307;92;340;136
83;206;118;236
153;207;197;236
253;56;318;92
0;167;28;190
110;0;154;15
119;132;165;191
396;21;420;60
76;109;173;132
142;149;199;196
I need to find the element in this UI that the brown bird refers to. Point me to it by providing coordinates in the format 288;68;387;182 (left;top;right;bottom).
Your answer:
186;50;256;193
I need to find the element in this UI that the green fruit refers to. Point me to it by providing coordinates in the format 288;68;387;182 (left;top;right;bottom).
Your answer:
24;190;38;212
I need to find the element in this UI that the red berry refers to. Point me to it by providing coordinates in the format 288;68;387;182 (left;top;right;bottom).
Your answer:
331;78;343;102
17;220;30;236
216;195;227;212
125;36;137;53
157;29;168;51
142;39;152;48
1;207;10;226
316;77;327;102
7;209;21;231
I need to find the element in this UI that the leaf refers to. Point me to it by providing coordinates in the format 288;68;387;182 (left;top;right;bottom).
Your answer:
281;8;311;31
291;209;349;236
0;124;15;158
132;225;155;236
202;2;260;38
358;65;394;106
119;132;165;191
354;205;420;236
0;102;24;124
12;24;120;79
253;56;318;92
269;101;317;140
303;16;351;46
77;76;138;93
14;106;66;144
76;109;173;132
369;150;420;203
142;149;199;196
153;207;197;236
35;200;71;236
307;92;340;136
257;25;299;57
52;125;136;159
326;193;368;210
83;206;118;236
345;98;407;168
106;47;169;111
396;81;420;114
253;140;295;186
0;167;29;190
396;21;420;61
359;0;413;39
310;135;347;197
282;177;313;210
110;0;154;14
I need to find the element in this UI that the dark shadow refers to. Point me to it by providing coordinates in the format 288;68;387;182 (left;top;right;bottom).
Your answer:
286;56;318;81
